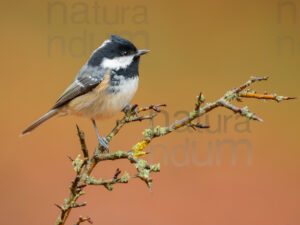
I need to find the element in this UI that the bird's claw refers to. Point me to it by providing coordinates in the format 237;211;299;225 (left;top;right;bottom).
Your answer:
97;136;109;151
123;104;139;117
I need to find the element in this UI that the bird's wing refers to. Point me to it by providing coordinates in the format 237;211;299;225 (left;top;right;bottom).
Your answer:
52;67;110;109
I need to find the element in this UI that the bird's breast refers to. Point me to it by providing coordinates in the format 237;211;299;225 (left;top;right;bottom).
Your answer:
64;76;139;119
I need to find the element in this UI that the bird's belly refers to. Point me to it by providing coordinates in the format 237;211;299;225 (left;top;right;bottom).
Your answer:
64;77;139;119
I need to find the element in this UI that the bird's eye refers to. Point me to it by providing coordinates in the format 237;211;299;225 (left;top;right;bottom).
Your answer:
122;51;129;56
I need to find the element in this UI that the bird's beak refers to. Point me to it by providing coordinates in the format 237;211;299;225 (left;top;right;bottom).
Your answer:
136;49;150;56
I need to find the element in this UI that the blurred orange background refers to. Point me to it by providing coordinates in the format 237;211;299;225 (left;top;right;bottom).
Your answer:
0;0;299;225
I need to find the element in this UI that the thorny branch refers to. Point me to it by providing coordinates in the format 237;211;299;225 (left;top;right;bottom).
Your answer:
54;76;294;225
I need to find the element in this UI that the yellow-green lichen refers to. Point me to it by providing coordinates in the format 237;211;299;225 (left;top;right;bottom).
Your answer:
242;106;249;112
142;128;152;137
276;96;284;102
224;90;237;101
153;126;168;136
135;159;148;169
72;154;83;172
120;172;130;183
138;168;150;179
150;163;160;172
246;112;254;119
198;108;205;114
86;176;103;185
114;151;123;158
189;110;197;118
104;184;113;191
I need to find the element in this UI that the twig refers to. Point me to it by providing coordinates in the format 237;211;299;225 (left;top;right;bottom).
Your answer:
87;169;131;191
195;92;204;111
189;122;210;129
67;156;74;162
137;104;167;112
54;204;63;211
74;216;93;225
233;76;269;93
76;125;89;159
218;100;263;122
71;202;87;208
240;92;296;102
113;168;121;179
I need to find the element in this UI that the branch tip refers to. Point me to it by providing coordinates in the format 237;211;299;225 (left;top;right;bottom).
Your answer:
113;168;121;180
54;204;63;211
137;103;167;113
75;216;93;225
72;202;87;208
240;92;296;102
76;124;80;132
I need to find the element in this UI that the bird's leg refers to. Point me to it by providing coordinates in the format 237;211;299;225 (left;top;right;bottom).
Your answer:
91;119;109;151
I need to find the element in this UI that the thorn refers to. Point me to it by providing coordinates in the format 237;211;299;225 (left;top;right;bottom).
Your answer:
76;124;82;135
195;92;204;110
257;118;264;122
149;104;167;112
113;168;121;180
67;155;74;162
153;104;167;112
77;184;87;189
197;92;203;103
195;123;210;129
54;203;63;211
72;202;87;208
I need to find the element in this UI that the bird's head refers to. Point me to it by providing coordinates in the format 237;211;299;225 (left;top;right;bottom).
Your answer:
88;35;149;70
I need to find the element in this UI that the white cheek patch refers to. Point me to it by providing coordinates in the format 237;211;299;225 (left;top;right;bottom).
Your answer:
101;55;134;70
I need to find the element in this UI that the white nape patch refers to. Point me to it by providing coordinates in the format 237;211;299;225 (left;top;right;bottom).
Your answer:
90;39;111;56
96;39;111;51
101;55;135;70
75;79;84;87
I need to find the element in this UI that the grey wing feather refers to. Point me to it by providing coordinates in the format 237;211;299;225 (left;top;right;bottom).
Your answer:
52;66;107;109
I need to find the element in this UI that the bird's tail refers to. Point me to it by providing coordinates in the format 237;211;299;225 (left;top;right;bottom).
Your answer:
21;109;58;136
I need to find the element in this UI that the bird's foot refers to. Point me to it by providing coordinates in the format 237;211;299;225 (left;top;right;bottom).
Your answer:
97;136;109;151
122;104;139;117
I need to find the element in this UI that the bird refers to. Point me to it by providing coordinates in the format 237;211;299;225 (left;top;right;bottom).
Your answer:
21;34;149;150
